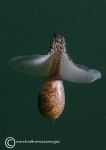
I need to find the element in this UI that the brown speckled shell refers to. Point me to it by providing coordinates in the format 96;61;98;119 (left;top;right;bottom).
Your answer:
38;79;65;119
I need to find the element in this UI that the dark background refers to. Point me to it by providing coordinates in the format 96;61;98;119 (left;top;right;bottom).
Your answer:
0;0;105;149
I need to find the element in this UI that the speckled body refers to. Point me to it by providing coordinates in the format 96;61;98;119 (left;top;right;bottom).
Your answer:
38;33;66;119
38;79;65;119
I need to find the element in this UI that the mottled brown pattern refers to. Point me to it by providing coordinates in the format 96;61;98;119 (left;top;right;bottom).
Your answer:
48;33;66;58
38;33;66;119
38;79;65;119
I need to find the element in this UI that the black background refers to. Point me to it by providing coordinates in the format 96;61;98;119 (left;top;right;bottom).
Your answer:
0;0;105;149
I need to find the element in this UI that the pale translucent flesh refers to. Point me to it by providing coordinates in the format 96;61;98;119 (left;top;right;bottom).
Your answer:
9;52;101;83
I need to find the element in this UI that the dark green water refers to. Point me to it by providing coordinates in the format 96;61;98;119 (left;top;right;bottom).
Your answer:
0;0;105;150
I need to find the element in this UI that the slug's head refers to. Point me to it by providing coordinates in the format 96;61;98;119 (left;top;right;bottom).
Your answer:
48;33;66;54
52;33;65;45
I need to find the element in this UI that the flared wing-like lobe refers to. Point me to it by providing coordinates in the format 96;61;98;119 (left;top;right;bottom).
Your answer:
9;53;54;76
60;53;101;83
